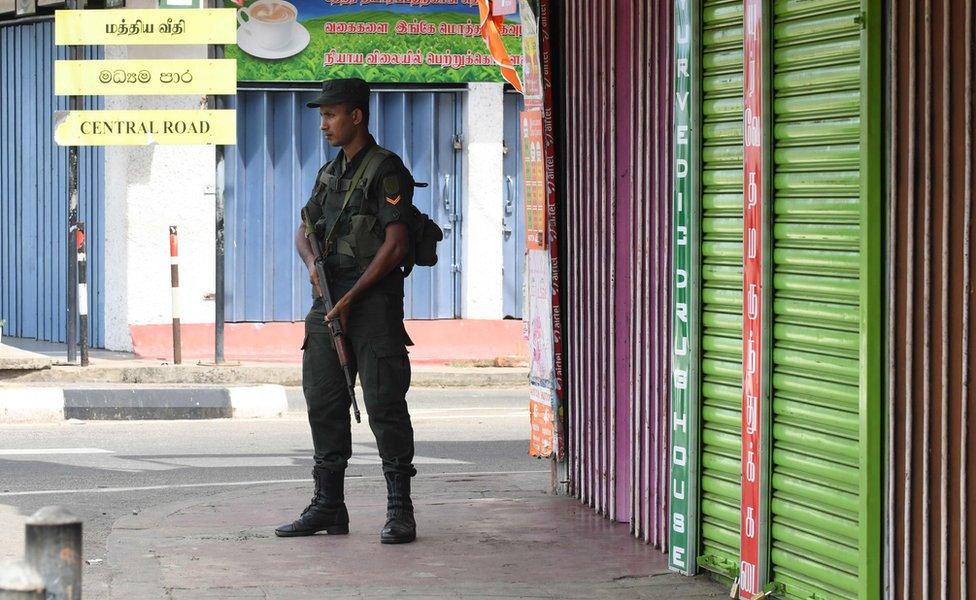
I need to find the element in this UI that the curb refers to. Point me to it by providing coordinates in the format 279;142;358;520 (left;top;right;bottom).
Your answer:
0;365;529;388
0;385;288;423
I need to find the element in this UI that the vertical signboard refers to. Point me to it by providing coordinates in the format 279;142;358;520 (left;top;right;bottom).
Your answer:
669;0;694;575
739;0;763;595
538;0;563;457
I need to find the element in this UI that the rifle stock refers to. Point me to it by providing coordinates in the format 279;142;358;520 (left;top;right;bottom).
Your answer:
301;208;362;423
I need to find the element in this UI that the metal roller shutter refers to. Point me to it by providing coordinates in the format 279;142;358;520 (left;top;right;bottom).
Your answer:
697;0;744;578
769;0;865;597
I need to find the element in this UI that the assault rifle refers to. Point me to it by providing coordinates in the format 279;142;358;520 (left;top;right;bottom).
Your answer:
300;207;361;423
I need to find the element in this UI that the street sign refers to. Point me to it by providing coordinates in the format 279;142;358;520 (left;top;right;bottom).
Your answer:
55;59;237;96
54;9;236;45
54;109;236;146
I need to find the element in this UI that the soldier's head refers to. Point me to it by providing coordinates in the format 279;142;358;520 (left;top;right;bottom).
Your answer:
307;78;371;148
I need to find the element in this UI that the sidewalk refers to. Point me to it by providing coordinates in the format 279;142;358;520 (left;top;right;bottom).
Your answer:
0;338;529;388
97;471;725;599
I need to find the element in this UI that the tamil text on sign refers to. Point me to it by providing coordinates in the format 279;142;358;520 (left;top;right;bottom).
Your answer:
55;9;236;45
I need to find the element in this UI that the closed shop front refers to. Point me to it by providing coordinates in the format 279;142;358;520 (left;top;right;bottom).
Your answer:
766;0;882;597
0;19;105;347
888;0;975;596
669;0;883;596
697;0;745;579
224;88;463;322
558;0;673;545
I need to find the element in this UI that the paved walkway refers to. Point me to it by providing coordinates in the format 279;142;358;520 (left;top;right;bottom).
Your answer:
95;471;725;599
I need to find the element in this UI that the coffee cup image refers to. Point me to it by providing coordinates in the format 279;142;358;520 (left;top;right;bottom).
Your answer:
237;0;299;51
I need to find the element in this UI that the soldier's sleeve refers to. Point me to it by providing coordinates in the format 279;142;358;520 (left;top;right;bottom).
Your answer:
371;157;415;230
302;164;329;226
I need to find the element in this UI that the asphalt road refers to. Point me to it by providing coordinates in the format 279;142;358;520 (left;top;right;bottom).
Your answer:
0;388;540;584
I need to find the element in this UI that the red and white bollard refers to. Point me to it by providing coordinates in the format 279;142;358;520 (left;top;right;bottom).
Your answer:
169;226;182;365
75;223;88;367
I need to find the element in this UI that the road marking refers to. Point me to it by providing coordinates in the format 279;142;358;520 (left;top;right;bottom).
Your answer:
0;469;550;497
0;448;113;456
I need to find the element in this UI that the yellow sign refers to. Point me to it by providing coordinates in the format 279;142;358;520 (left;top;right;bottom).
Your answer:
54;109;236;146
55;59;237;96
55;9;236;45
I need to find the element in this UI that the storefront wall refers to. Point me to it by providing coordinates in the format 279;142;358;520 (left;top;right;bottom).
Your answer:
888;0;975;597
669;0;884;596
558;0;673;546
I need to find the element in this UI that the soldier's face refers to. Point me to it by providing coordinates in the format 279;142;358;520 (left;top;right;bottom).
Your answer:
320;103;363;148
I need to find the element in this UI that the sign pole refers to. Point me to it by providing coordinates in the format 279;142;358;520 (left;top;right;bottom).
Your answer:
210;0;226;365
64;0;84;364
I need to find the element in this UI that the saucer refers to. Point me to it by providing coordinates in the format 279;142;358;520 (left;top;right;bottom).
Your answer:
237;21;310;60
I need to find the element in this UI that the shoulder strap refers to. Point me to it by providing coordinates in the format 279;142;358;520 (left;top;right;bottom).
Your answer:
360;147;394;190
322;146;387;247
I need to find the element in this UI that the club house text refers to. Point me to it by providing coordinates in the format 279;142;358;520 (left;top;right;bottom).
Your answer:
78;118;213;135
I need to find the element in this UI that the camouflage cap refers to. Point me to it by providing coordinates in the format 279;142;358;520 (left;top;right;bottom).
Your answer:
306;78;371;108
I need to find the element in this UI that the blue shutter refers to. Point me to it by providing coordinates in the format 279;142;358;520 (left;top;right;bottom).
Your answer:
224;89;461;321
0;20;105;347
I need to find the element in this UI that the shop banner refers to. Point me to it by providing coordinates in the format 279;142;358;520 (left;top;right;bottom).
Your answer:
740;0;764;595
538;0;562;458
54;109;236;146
55;59;237;96
55;9;236;45
223;0;522;83
670;0;694;576
521;109;545;250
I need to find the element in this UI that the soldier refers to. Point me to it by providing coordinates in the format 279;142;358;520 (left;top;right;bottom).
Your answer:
276;78;417;544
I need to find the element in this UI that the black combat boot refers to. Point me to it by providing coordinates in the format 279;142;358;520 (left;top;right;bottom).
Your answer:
380;471;416;544
275;465;349;537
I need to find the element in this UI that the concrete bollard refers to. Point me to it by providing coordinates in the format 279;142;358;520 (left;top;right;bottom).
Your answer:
24;507;82;600
0;559;45;599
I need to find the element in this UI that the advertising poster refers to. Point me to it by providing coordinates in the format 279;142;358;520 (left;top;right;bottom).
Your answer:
521;109;545;250
526;248;553;383
517;0;540;103
223;0;523;83
528;384;554;458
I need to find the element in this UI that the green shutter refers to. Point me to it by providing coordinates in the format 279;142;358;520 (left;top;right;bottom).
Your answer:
697;0;743;578
768;0;875;597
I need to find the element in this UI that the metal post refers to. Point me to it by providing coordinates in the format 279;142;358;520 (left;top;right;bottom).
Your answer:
76;223;88;367
65;0;84;364
210;0;226;365
169;226;182;365
0;559;45;600
24;507;82;600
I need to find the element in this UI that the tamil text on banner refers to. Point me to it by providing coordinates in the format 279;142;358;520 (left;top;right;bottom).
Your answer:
739;0;764;594
521;109;545;250
224;0;521;83
55;59;237;96
528;384;554;458
54;109;237;146
55;9;237;45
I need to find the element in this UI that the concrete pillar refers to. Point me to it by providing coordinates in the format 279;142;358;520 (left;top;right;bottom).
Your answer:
101;6;217;350
460;83;505;319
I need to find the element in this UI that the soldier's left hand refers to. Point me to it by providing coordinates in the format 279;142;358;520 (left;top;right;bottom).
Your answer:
325;299;351;331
